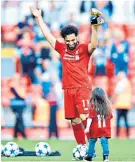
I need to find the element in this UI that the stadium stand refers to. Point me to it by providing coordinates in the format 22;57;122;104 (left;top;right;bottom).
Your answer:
1;0;135;139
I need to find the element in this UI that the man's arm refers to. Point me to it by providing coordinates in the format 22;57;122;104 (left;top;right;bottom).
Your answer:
88;8;104;55
30;7;56;49
88;25;99;55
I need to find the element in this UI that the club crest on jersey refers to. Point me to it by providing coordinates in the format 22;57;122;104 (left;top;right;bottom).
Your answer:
63;50;80;61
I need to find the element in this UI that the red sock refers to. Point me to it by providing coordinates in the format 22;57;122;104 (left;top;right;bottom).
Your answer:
82;120;90;140
72;123;86;144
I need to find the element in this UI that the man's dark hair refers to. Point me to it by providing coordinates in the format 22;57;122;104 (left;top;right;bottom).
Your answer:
61;25;79;38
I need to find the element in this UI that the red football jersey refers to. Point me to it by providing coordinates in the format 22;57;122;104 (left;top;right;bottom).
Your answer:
55;40;92;89
88;109;113;138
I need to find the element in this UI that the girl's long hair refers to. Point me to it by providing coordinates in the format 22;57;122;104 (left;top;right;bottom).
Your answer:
90;87;112;119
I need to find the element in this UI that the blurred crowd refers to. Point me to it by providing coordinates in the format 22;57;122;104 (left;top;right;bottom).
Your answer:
1;1;135;139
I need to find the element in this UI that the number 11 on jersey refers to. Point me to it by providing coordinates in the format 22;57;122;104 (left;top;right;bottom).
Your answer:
82;100;89;107
97;115;106;128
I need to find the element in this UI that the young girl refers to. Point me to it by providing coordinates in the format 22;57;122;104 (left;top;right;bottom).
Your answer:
83;87;112;162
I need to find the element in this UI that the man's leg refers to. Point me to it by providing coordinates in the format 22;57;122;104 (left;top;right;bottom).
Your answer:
123;110;129;137
64;89;86;145
80;115;91;140
18;111;27;138
76;87;92;140
116;109;122;137
71;118;86;144
14;117;18;138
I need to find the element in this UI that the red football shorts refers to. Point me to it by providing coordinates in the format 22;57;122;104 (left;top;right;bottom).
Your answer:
64;87;91;119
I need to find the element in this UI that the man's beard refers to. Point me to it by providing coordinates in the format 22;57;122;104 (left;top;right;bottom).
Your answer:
67;42;78;50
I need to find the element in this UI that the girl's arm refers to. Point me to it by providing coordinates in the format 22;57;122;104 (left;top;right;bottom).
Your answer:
84;118;92;133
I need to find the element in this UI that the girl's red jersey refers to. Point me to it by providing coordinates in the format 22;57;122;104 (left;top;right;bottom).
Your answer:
88;109;113;138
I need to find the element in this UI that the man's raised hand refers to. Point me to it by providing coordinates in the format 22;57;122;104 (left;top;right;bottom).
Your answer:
30;7;41;18
90;8;104;26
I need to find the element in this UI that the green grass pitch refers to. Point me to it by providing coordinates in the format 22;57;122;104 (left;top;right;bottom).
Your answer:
1;138;135;162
